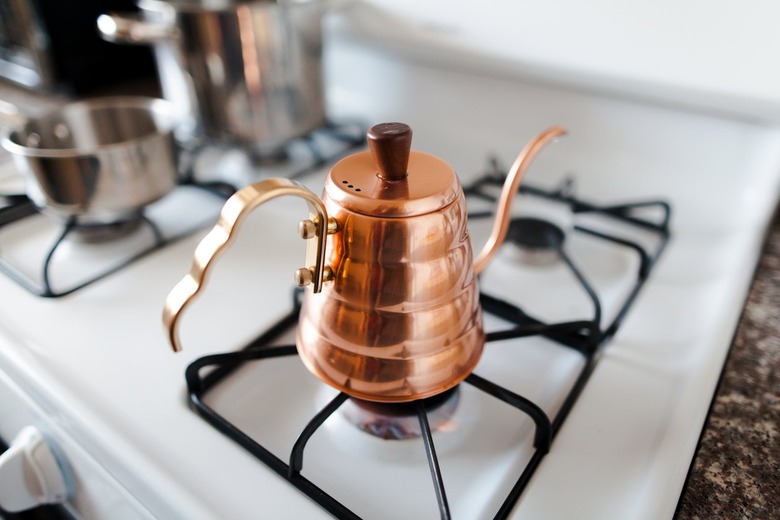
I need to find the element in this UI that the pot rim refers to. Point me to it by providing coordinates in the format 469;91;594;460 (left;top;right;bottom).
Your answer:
1;96;178;159
137;0;319;14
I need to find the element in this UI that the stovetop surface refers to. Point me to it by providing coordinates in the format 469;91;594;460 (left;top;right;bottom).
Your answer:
176;168;670;518
0;33;779;519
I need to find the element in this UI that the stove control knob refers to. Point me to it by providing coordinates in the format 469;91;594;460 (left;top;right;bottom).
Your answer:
0;426;71;512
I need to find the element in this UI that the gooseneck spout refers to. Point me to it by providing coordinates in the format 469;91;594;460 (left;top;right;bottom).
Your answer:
473;126;567;275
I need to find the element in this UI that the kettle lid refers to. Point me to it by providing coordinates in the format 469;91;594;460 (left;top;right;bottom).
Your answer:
324;123;461;217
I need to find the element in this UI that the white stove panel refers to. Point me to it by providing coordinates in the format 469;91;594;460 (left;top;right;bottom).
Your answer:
0;23;778;520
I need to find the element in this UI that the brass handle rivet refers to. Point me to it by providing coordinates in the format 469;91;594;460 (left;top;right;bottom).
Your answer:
298;219;317;239
295;267;313;287
322;265;334;282
327;217;339;235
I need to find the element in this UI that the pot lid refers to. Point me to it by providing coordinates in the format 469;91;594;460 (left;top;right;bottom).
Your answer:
324;123;460;218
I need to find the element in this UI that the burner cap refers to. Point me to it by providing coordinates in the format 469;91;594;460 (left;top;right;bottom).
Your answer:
342;387;460;440
506;217;565;265
508;217;565;249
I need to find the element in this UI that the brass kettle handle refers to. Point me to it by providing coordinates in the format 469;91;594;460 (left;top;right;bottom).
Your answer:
473;125;567;275
162;178;330;353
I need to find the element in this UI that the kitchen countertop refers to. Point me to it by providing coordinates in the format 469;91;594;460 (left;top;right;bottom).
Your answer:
675;212;780;519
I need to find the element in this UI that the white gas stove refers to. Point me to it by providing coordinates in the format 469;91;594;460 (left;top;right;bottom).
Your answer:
1;2;780;519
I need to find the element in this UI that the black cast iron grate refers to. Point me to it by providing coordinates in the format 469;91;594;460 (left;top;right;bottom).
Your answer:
0;121;365;298
183;158;671;519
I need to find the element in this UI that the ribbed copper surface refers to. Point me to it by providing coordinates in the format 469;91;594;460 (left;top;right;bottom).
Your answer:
296;193;485;402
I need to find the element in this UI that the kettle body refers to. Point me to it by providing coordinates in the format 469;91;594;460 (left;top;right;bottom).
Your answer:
297;148;483;402
163;123;565;403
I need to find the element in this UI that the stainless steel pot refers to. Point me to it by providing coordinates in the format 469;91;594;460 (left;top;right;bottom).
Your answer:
1;97;179;224
98;0;328;158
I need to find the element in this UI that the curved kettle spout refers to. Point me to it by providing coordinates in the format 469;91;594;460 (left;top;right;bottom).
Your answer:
473;126;567;275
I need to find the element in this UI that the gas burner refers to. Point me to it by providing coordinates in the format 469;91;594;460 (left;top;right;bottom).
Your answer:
180;120;366;188
505;217;565;265
0;184;228;297
68;216;145;243
245;146;293;166
342;387;460;440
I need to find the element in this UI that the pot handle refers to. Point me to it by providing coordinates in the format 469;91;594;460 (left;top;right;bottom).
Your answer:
163;178;333;353
97;13;177;44
473;126;567;275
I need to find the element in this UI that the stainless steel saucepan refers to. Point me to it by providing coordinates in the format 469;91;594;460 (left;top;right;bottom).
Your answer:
98;0;328;158
1;96;179;224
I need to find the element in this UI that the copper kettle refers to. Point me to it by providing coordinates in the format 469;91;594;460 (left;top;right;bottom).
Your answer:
163;123;565;402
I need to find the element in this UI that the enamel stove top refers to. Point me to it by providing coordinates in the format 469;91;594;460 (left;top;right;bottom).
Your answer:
1;2;780;519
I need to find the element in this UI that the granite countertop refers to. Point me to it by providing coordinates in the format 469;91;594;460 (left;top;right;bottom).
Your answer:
676;213;780;518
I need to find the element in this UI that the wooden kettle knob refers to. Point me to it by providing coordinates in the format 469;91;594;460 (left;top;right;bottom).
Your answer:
367;122;412;181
